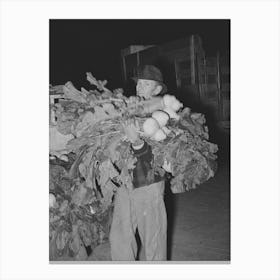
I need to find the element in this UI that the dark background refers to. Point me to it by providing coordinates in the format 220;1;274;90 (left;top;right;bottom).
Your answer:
49;19;230;90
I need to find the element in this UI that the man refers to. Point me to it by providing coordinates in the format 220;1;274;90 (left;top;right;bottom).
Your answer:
109;65;169;261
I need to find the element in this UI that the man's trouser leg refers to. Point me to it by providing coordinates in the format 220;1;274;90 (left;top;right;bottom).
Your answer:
132;181;167;261
109;186;137;261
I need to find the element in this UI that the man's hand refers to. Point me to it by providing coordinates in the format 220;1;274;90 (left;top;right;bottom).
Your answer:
122;119;141;144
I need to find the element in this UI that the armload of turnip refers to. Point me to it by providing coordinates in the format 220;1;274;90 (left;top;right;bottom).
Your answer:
49;73;218;260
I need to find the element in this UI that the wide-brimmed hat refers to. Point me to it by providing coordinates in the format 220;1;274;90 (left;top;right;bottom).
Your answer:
132;65;167;94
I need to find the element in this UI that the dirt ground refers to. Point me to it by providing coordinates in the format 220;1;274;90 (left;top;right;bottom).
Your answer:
165;159;230;261
88;132;230;262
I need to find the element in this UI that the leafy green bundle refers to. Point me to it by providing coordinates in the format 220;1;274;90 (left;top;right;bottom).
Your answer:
49;73;218;260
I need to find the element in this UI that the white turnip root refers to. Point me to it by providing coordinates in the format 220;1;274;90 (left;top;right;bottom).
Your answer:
152;129;167;141
152;110;170;127
163;94;183;112
164;107;180;120
143;118;160;137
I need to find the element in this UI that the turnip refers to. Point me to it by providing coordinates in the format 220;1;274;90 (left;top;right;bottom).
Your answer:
171;100;183;112
163;95;183;112
143;118;160;137
152;110;170;127
164;107;180;120
152;129;167;141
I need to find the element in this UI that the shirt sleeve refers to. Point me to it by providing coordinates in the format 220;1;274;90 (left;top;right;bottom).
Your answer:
131;141;150;157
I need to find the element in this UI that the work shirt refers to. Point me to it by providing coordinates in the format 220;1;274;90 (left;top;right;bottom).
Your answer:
131;141;164;188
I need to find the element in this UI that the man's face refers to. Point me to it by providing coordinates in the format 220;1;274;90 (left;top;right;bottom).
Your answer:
136;79;161;99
